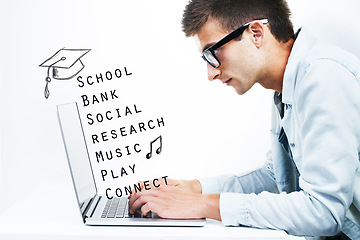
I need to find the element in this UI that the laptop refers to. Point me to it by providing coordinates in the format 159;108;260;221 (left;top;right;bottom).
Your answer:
57;102;206;226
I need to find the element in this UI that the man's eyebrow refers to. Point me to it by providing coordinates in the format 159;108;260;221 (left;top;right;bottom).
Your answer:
202;42;216;52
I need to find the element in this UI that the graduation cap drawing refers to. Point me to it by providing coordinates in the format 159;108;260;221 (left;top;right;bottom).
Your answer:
39;48;90;99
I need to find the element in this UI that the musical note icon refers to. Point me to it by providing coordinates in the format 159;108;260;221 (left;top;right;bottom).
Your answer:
146;135;162;159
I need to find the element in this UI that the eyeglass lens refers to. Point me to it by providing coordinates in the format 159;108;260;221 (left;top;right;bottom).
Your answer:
203;50;219;67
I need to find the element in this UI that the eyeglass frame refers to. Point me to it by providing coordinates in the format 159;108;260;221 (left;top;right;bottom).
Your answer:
202;18;269;68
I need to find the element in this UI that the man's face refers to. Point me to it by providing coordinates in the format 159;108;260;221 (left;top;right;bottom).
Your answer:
195;18;264;95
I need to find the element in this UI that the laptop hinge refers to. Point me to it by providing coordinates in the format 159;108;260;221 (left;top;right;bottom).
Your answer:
81;196;94;220
83;195;102;220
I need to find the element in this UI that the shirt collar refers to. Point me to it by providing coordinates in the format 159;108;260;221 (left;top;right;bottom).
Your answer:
282;27;317;105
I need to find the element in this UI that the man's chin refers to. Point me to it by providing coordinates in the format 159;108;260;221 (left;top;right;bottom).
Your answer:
234;87;247;95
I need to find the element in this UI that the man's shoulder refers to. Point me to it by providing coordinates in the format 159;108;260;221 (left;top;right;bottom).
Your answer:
296;29;360;76
283;28;360;104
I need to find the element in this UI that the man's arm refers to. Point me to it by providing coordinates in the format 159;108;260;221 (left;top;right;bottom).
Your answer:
128;162;278;220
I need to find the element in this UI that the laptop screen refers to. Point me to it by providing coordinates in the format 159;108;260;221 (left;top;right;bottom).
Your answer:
57;102;97;208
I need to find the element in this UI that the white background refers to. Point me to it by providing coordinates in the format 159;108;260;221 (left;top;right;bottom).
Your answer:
1;0;360;212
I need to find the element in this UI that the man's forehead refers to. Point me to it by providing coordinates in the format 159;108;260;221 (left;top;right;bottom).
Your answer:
193;18;229;53
193;35;213;54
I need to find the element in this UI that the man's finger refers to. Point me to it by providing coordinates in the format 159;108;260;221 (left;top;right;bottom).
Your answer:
141;202;153;216
129;191;157;214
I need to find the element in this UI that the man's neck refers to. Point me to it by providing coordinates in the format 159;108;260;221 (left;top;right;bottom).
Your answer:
260;38;295;93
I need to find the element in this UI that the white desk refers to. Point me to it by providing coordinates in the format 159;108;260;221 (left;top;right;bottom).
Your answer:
0;178;302;240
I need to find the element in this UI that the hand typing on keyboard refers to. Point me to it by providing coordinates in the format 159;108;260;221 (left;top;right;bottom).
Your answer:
128;178;214;220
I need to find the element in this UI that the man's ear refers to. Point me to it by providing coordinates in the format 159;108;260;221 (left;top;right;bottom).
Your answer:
248;21;266;48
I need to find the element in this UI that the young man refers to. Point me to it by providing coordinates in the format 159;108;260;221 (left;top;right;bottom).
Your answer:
129;0;360;239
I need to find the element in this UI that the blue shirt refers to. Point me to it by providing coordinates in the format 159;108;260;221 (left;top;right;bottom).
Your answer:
199;28;360;239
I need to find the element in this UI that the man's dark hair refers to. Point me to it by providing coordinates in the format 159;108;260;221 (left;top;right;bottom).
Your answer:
182;0;294;43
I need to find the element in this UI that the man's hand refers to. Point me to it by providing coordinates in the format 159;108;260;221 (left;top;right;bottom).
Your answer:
128;179;221;220
160;178;203;194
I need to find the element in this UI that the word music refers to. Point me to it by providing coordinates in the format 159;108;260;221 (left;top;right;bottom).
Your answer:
95;135;162;162
95;143;141;162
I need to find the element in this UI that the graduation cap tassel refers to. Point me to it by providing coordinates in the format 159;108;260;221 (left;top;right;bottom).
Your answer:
44;64;53;99
43;57;65;99
44;76;51;99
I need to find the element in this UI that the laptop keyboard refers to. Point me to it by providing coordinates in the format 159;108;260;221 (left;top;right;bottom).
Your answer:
101;197;151;218
101;197;129;218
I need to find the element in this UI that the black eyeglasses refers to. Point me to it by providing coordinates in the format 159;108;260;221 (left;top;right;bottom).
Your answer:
202;19;268;68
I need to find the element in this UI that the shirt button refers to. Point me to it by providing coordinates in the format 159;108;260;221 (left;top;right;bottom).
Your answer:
290;143;295;148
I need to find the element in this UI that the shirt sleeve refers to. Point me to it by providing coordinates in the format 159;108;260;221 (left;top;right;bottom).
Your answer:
218;60;360;236
199;164;279;195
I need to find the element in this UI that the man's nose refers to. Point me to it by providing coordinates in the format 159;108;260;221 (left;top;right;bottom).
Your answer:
207;63;221;81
